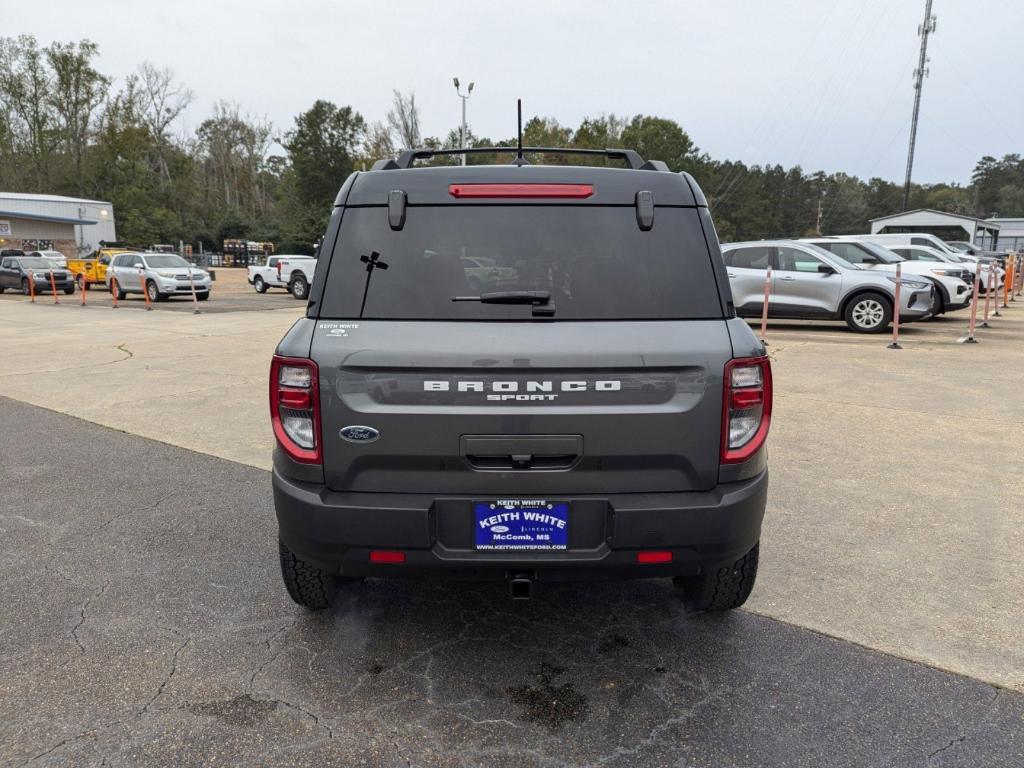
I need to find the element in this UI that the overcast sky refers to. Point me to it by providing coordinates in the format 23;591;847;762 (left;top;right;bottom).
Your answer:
21;0;1023;185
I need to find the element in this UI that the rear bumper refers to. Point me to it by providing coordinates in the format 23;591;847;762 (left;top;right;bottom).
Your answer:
273;468;768;580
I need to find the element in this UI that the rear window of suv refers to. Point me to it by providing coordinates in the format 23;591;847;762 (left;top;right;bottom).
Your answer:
318;206;723;320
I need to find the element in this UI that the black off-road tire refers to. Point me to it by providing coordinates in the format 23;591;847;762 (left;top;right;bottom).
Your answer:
675;542;759;612
290;275;309;300
111;281;127;301
253;275;267;293
278;540;338;610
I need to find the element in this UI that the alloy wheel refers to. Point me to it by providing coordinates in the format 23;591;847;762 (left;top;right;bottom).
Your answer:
852;299;884;329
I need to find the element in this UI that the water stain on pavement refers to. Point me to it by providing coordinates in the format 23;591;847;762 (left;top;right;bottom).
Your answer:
506;662;589;730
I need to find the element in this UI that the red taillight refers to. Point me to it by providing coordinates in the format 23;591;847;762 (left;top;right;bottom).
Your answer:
269;355;321;464
370;550;406;564
636;551;673;564
721;356;773;465
448;183;594;199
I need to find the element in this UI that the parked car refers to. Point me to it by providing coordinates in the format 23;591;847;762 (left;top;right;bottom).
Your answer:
722;241;932;333
105;252;211;302
0;255;75;295
858;233;1003;290
460;255;518;292
863;231;1006;267
946;241;984;256
247;255;317;299
271;146;771;611
28;250;68;268
882;244;1002;291
802;237;971;315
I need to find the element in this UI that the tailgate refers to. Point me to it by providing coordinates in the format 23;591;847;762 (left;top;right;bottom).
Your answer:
313;320;729;495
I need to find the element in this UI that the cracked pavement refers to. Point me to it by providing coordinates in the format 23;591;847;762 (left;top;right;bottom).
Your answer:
1;398;1022;767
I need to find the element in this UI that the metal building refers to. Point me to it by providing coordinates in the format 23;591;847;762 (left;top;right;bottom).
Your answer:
0;192;116;258
982;218;1024;252
869;209;1000;247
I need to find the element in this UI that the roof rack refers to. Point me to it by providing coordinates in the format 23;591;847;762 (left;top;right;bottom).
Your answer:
372;147;669;172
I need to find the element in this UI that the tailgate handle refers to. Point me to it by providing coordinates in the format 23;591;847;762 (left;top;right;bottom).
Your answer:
462;435;582;471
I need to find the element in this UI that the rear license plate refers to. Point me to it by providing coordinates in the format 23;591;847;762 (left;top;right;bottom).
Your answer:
475;500;569;551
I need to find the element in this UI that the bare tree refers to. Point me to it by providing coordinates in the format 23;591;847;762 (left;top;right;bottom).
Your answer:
365;120;395;165
0;35;56;189
386;90;420;150
138;61;193;185
194;101;272;218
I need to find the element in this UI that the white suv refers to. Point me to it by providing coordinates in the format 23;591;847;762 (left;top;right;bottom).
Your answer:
859;233;1003;292
801;238;972;315
106;252;212;302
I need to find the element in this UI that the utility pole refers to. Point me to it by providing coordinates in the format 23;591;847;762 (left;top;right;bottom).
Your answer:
453;78;474;166
902;0;937;210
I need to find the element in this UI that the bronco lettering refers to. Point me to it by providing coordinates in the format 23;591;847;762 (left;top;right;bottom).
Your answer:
423;380;622;393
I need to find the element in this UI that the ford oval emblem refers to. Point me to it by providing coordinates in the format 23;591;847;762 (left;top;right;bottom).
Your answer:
339;425;380;443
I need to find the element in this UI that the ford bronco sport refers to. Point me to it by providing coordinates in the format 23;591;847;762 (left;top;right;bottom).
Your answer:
271;146;771;610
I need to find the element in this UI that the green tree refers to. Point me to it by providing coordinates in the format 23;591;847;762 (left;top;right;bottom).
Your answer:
284;100;365;209
282;100;365;245
45;39;109;195
924;185;972;215
573;114;626;150
620;115;697;171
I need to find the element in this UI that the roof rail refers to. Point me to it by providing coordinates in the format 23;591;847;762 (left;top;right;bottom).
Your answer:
372;146;668;172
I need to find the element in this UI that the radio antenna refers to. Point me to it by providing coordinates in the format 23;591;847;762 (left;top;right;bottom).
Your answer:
515;99;526;166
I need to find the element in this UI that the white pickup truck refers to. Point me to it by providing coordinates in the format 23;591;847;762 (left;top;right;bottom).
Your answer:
247;255;317;299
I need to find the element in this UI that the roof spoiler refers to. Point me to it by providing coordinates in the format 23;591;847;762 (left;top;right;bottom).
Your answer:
371;146;670;172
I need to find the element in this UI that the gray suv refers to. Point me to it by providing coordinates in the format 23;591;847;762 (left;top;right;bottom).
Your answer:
271;147;771;610
722;241;933;333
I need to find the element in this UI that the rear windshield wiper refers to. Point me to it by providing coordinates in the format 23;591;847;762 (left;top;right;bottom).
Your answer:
452;290;549;304
452;291;555;316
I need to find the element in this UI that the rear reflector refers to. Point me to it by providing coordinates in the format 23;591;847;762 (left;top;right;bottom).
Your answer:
636;551;673;564
369;550;406;564
278;389;311;409
448;183;594;199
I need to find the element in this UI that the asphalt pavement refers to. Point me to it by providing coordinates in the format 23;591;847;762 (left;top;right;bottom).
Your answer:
1;397;1021;768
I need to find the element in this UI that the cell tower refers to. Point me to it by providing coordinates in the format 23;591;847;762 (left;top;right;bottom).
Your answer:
902;0;938;210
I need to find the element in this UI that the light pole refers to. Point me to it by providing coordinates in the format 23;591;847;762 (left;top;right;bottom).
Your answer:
77;206;87;255
453;78;474;166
